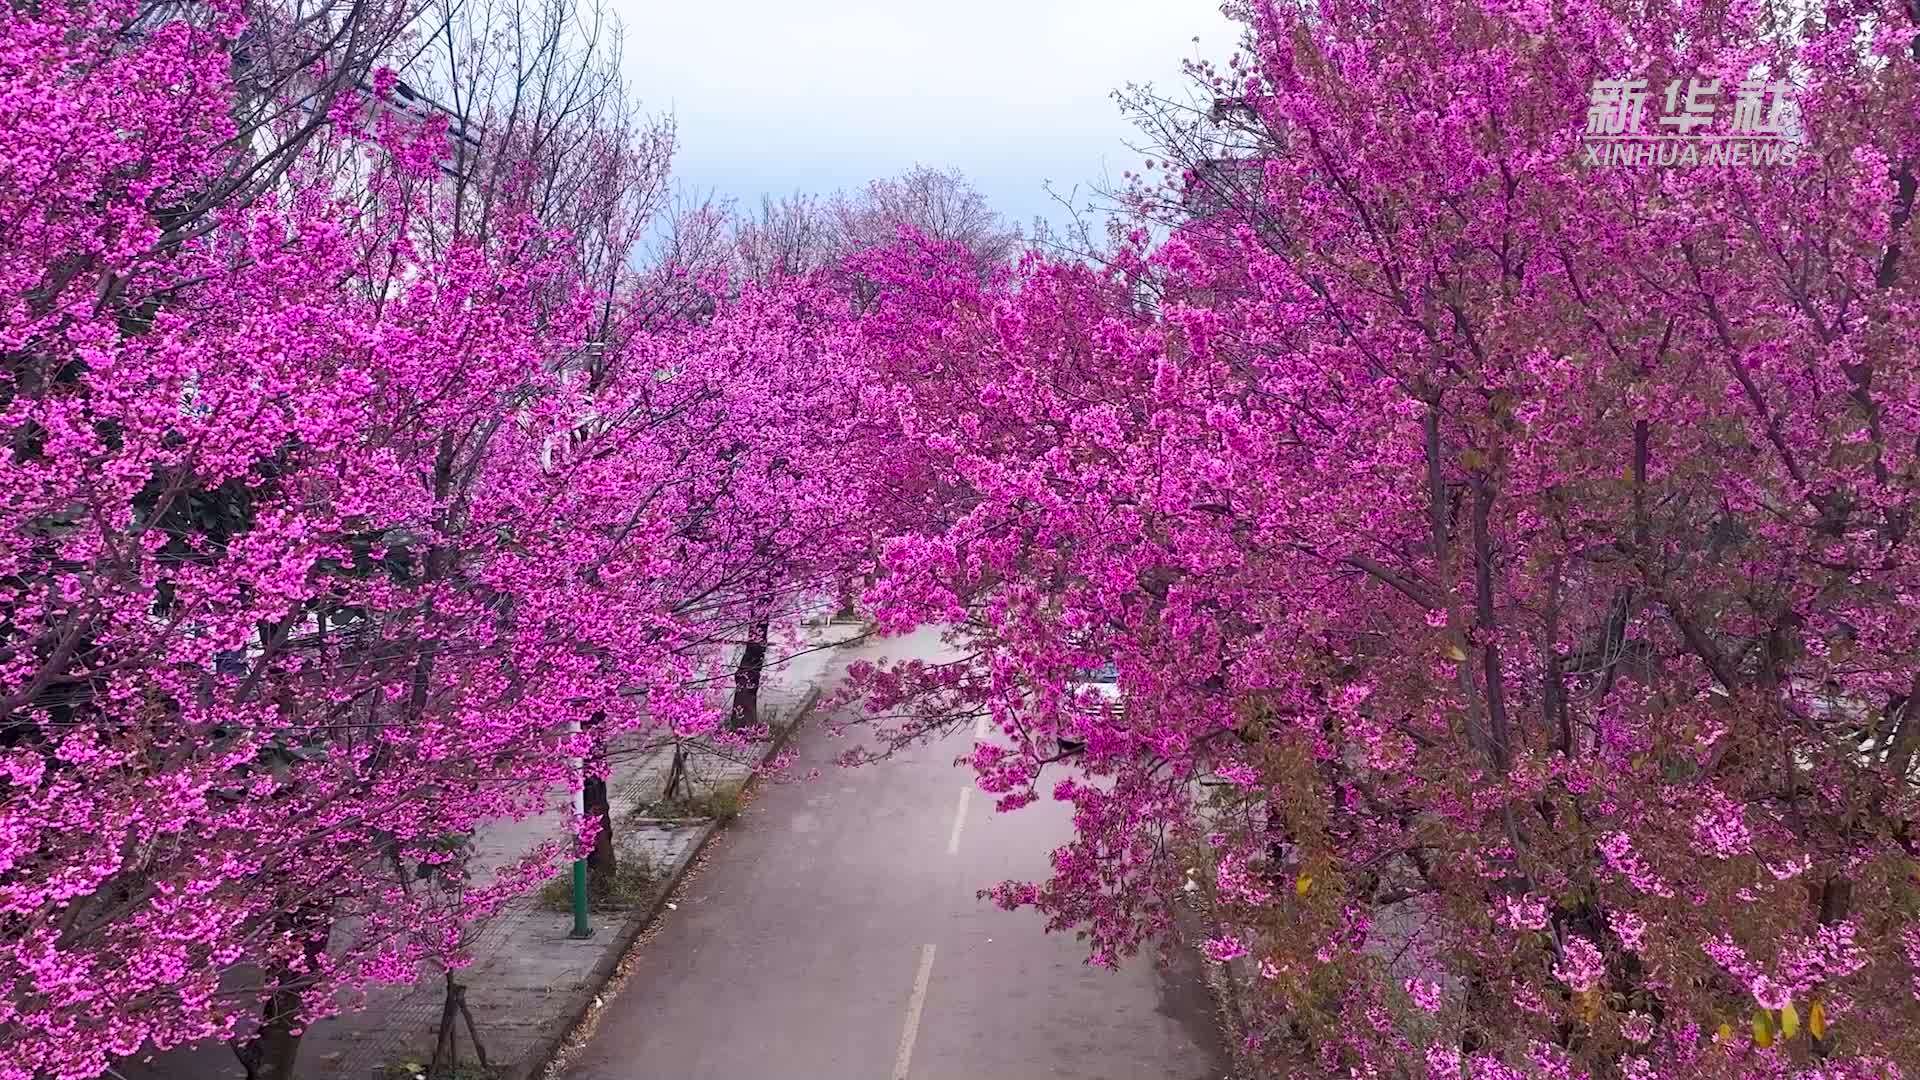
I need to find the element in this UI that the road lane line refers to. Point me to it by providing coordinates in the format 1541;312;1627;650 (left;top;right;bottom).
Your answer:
893;944;936;1080
945;786;971;855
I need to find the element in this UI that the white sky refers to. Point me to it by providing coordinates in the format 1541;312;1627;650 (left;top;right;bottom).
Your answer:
609;0;1242;230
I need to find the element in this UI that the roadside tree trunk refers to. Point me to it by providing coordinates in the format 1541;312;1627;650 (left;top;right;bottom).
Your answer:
583;773;617;895
728;619;770;730
583;712;617;894
662;740;689;804
428;971;491;1076
236;913;330;1080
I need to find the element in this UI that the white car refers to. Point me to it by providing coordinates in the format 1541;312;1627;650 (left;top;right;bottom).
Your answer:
1058;662;1123;753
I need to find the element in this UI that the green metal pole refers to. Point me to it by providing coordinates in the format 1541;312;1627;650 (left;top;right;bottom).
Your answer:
568;720;593;939
569;855;592;939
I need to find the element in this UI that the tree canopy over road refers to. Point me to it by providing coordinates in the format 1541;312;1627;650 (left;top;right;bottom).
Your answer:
6;0;1920;1077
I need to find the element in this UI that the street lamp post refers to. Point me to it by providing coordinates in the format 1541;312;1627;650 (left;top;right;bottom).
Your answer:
568;719;593;939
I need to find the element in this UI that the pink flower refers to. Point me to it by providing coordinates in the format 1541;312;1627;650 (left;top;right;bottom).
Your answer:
1215;854;1273;905
1496;893;1550;931
1513;983;1549;1017
1216;762;1259;786
1599;832;1674;897
1202;935;1249;963
371;65;400;99
1691;789;1754;859
1767;854;1812;880
1405;977;1443;1012
1703;934;1759;983
1785;920;1868;985
1466;1054;1526;1080
1903;926;1920;1000
1751;974;1791;1011
1553;937;1606;993
1610;910;1647;953
1424;1045;1463;1080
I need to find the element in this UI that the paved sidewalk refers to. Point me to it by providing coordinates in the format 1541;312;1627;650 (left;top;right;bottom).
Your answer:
124;619;863;1080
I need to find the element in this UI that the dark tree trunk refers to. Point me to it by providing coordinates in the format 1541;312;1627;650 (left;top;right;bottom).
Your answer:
1812;874;1853;1059
251;991;302;1080
662;741;688;804
728;619;770;730
583;773;616;895
429;971;491;1076
582;711;616;894
240;915;330;1080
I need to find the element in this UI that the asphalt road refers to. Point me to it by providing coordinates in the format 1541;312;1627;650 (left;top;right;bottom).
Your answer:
563;625;1229;1080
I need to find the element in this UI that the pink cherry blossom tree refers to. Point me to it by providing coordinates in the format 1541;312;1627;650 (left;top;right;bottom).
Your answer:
844;0;1920;1075
0;3;879;1078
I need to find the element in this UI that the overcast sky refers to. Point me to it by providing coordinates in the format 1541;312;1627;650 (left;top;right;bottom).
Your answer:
609;0;1241;231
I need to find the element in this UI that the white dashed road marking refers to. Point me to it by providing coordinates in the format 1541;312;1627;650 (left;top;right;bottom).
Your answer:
893;944;937;1080
946;787;971;855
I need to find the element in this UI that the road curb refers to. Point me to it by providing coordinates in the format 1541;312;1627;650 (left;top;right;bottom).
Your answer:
505;681;826;1080
1172;875;1254;1080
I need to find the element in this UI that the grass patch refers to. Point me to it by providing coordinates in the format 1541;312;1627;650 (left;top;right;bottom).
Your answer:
381;1064;498;1080
631;780;745;824
534;847;658;913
